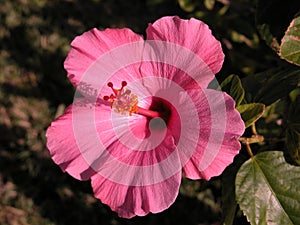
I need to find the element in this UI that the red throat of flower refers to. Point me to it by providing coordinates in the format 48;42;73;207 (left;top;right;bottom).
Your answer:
103;81;160;118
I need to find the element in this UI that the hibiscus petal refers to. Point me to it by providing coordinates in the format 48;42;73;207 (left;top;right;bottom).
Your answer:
47;97;183;218
181;89;245;180
46;95;183;205
64;28;143;89
91;170;181;218
46;101;98;180
146;16;224;87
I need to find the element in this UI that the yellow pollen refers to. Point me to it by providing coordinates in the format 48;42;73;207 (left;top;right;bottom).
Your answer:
104;82;139;116
112;88;139;116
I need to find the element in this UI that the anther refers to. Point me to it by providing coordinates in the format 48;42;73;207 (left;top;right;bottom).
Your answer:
103;81;138;116
103;81;161;118
107;82;113;88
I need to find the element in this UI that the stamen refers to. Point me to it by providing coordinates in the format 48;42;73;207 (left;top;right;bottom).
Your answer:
103;81;161;118
103;81;139;116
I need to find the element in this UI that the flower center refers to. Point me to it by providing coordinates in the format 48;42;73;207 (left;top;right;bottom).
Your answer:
103;81;161;118
148;97;172;124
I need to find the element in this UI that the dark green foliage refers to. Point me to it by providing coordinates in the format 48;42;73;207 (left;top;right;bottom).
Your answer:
236;151;300;225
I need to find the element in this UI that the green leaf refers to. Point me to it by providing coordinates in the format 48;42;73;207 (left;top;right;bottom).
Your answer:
178;0;196;12
279;16;300;66
236;151;300;225
242;68;300;105
289;87;300;102
286;129;300;165
204;0;215;10
220;74;245;106
286;96;300;165
257;24;279;51
236;103;265;128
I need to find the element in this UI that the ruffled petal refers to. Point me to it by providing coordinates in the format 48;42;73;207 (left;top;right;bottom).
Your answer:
182;89;245;180
91;112;183;218
91;171;181;218
146;16;224;83
64;28;144;88
47;75;184;175
47;95;183;219
45;100;100;180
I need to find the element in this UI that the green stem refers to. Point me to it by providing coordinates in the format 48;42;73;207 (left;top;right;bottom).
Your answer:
239;135;264;145
245;143;254;158
251;123;258;135
239;123;264;158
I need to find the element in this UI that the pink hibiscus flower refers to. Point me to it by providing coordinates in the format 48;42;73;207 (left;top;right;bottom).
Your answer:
46;16;245;218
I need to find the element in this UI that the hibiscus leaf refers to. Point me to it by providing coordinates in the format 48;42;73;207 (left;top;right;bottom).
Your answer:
220;74;245;106
235;151;300;225
236;103;265;128
286;96;300;165
279;16;300;66
256;23;279;52
242;68;300;106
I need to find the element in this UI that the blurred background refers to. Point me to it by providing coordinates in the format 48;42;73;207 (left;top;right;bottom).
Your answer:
0;0;298;224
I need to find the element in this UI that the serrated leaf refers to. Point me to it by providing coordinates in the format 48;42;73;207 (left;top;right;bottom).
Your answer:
220;75;245;106
236;103;265;128
236;151;300;225
242;68;300;105
286;96;300;165
279;16;300;66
